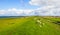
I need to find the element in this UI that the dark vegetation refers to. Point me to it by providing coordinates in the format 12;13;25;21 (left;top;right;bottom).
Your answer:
52;21;60;25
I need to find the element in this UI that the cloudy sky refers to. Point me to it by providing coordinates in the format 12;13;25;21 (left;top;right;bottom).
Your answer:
0;0;60;16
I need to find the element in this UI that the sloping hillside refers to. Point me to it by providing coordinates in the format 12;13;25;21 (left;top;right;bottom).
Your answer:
0;16;60;35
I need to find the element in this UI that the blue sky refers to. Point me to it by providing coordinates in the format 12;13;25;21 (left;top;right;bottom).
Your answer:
0;0;39;10
0;0;60;16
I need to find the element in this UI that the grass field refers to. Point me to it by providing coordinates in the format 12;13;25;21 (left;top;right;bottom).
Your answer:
0;16;60;35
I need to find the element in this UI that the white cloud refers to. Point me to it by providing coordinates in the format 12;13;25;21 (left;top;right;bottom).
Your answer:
8;8;17;11
0;7;60;16
16;10;23;15
29;0;60;6
29;0;60;16
0;12;5;15
0;8;34;16
33;5;60;16
0;10;5;15
23;10;33;15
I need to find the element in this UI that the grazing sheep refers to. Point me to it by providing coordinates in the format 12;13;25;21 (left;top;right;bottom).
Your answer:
39;25;42;27
34;18;37;20
34;18;45;27
43;23;45;25
37;20;40;23
36;20;43;27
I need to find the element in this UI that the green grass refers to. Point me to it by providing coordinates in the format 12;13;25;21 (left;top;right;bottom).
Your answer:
0;16;60;35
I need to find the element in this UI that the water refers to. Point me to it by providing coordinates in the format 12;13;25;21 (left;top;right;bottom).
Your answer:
0;16;24;18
